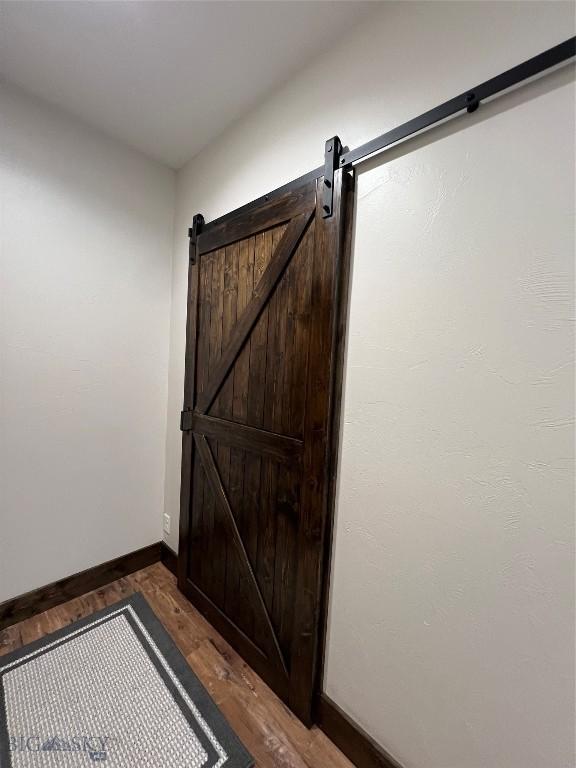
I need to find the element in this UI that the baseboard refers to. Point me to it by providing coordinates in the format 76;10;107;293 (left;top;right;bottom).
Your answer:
315;693;405;768
160;542;178;577
0;542;162;631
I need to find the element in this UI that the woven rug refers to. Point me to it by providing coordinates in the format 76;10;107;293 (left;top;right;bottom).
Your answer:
0;593;253;767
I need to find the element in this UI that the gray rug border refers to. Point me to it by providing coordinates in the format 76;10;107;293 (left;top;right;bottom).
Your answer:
0;592;254;768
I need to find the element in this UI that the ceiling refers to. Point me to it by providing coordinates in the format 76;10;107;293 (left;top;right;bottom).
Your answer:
0;1;376;168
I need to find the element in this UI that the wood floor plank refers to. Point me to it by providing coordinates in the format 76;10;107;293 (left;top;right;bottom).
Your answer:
0;562;353;768
0;624;22;655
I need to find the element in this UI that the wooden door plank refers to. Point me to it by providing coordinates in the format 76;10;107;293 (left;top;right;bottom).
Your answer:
196;210;314;415
252;226;277;652
272;246;299;660
257;226;283;626
289;222;315;439
189;457;204;587
242;228;270;643
220;242;240;626
207;248;225;607
229;234;255;638
194;434;288;679
177;224;201;589
231;235;255;427
195;254;213;594
271;222;315;662
290;172;348;725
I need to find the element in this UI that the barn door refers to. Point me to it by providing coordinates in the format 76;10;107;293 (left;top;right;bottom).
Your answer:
178;170;353;724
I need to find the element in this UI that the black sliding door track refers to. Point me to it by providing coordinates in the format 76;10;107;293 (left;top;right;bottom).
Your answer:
193;37;575;237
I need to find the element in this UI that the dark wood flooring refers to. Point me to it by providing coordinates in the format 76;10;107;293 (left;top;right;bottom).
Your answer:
0;562;353;768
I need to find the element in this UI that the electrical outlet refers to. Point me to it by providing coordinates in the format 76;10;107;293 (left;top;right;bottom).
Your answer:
163;513;171;535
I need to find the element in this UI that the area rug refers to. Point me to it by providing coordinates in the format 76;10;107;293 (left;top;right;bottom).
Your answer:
0;593;253;767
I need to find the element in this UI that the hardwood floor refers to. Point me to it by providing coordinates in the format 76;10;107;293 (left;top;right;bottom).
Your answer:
0;562;353;768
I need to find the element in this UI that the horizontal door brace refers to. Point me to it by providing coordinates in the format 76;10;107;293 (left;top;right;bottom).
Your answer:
181;412;303;464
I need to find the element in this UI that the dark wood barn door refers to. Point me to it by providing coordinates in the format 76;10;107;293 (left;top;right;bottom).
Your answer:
178;170;353;724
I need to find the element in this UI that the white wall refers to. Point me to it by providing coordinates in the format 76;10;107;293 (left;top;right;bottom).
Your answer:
328;80;575;768
0;85;175;602
165;3;575;767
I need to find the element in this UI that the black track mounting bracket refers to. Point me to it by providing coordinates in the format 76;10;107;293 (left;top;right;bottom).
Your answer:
465;91;480;113
188;213;205;265
322;136;342;218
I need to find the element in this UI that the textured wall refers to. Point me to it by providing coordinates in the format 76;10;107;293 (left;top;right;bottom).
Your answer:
164;3;574;766
0;85;175;602
325;78;575;768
